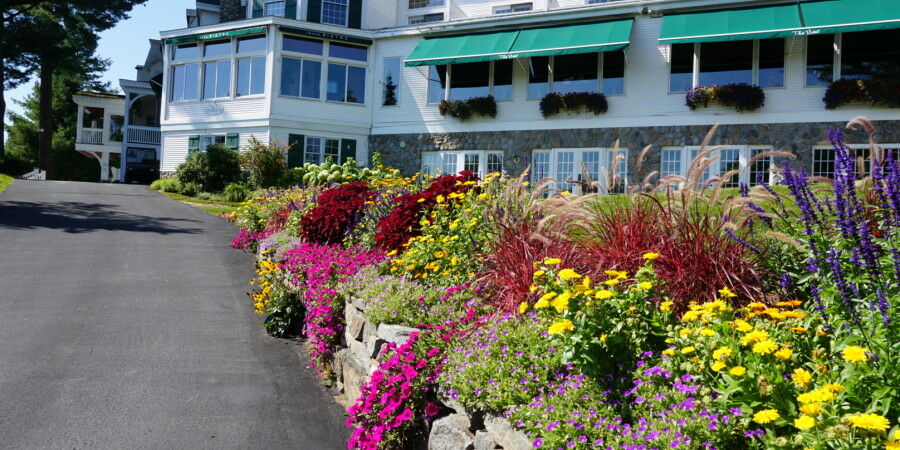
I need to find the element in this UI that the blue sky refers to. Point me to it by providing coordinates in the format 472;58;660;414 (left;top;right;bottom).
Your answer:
5;0;188;119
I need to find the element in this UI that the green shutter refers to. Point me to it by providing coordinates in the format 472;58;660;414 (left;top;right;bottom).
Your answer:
285;0;297;19
348;0;362;29
226;133;240;151
287;134;305;168
340;139;357;164
187;135;200;157
252;0;263;17
307;0;321;23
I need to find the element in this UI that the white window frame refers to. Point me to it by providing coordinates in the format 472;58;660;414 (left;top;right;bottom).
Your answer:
234;35;268;98
668;40;787;93
493;3;532;14
660;146;775;187
810;143;900;179
200;134;227;151
279;33;368;104
322;0;349;27
201;40;234;100
408;0;444;9
531;148;629;195
421;150;504;178
264;0;286;17
382;56;402;106
304;136;342;164
527;52;626;100
168;33;268;103
170;44;201;103
409;13;444;24
428;61;515;104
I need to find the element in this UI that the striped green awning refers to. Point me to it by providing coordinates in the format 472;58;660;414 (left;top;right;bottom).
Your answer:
165;26;267;45
800;0;900;35
659;4;804;44
405;19;634;67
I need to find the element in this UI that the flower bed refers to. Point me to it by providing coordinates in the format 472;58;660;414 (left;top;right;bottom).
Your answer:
229;122;899;449
686;83;765;112
438;96;498;121
823;77;900;110
539;92;608;118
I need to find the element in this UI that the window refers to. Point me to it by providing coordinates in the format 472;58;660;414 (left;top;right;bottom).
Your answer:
281;58;322;98
493;60;513;101
811;144;900;179
493;3;532;14
237;36;267;54
408;0;444;8
204;40;232;58
82;107;104;129
171;64;199;101
527;52;626;98
409;13;444;24
172;44;198;61
806;31;900;86
237;57;266;96
429;60;516;103
264;0;285;16
660;146;774;188
284;36;324;55
554;53;598;94
421;150;504;177
428;65;448;104
201;135;226;151
304;137;341;164
109;115;124;142
528;56;550;100
203;60;231;99
322;0;348;26
327;63;365;103
671;39;785;92
531;148;628;194
329;43;368;62
449;62;489;100
383;57;401;106
587;0;626;3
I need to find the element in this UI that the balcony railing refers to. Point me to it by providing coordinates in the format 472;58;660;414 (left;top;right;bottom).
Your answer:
126;125;161;145
79;129;103;145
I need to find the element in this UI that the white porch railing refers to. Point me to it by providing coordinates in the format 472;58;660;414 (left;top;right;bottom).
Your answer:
126;125;160;145
79;129;103;144
20;169;46;180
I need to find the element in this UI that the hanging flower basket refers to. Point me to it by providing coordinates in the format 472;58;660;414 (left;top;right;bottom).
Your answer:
685;83;765;112
438;95;498;121
539;92;608;118
823;77;900;110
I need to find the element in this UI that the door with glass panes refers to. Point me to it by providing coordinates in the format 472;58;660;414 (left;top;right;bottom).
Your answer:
532;148;628;195
421;151;503;177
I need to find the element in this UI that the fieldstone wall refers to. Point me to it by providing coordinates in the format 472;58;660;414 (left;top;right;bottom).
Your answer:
334;294;532;450
369;120;899;179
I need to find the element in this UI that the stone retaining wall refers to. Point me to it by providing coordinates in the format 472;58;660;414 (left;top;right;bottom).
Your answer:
333;294;531;449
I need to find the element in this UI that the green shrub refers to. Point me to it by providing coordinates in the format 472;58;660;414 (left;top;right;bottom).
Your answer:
240;138;288;189
150;178;183;193
178;182;199;197
223;182;251;202
196;192;214;201
176;144;242;192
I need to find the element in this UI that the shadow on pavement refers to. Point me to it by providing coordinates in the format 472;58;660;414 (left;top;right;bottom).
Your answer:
0;201;203;234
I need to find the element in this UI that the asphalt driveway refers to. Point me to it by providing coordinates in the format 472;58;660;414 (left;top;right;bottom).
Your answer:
0;180;347;449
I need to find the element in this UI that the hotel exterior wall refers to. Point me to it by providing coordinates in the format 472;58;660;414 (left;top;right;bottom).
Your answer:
369;120;900;179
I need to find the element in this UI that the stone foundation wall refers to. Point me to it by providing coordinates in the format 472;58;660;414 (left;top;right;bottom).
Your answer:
334;295;531;449
369;121;899;178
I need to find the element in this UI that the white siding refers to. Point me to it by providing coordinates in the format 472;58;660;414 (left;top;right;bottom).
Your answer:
366;0;401;29
160;127;270;172
166;97;269;124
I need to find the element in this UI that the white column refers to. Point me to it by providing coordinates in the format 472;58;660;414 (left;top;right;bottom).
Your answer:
99;152;110;182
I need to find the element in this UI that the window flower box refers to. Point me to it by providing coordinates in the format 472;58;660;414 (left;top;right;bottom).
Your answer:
539;92;608;118
823;77;900;110
438;95;497;121
685;83;765;113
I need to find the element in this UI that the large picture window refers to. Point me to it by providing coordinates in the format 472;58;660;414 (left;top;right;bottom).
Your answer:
807;30;900;86
527;51;626;99
531;148;629;194
421;150;504;178
670;39;784;92
327;64;365;103
429;60;515;103
811;144;900;179
280;35;368;104
168;33;267;103
659;146;773;188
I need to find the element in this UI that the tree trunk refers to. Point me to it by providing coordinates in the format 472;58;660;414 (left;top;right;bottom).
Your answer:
37;56;53;176
0;16;6;159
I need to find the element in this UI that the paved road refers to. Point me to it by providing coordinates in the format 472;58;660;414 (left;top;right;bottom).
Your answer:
0;181;347;449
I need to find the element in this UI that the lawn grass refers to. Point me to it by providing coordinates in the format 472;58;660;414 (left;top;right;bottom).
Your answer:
159;191;240;216
0;173;13;194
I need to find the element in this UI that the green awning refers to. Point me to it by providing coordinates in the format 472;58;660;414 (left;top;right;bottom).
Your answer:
659;4;804;44
508;19;633;58
800;0;900;35
165;26;267;45
404;30;520;67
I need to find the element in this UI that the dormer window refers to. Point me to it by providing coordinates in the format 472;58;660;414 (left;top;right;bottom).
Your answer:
265;0;285;16
493;3;532;14
322;0;349;26
409;0;444;8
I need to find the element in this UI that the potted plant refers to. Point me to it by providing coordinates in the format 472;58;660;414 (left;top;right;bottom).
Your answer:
438;95;497;121
539;91;608;118
685;83;765;112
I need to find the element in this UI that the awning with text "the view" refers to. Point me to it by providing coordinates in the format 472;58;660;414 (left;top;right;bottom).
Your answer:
404;19;633;67
800;0;900;35
658;4;804;44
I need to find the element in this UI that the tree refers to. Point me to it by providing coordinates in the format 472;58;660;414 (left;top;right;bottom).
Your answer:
0;0;148;174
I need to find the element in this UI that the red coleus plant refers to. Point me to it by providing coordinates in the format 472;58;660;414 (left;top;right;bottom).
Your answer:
301;182;375;246
374;172;478;252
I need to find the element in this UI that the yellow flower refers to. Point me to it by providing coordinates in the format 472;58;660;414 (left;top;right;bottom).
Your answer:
718;286;737;299
752;340;779;355
539;292;557;302
886;441;900;450
741;330;770;345
543;258;562;265
794;415;816;430
775;347;793;361
712;347;733;360
599;334;609;343
799;403;822;416
595;290;614;300
548;319;574;335
845;413;891;432
681;346;696;354
529;285;539;294
581;276;592;290
558;268;581;281
797;389;836;404
386;250;398;257
711;360;726;372
732;320;754;333
823;383;845;393
699;328;716;337
791;368;813;388
729;366;747;376
639;281;653;290
842;346;869;363
679;328;692;337
417;198;426;203
551;292;571;313
534;299;550;309
752;409;780;424
434;250;446;258
642;252;660;260
660;301;673;312
603;279;619;286
436;194;445;203
518;302;528;314
662;348;675;356
533;270;546;278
